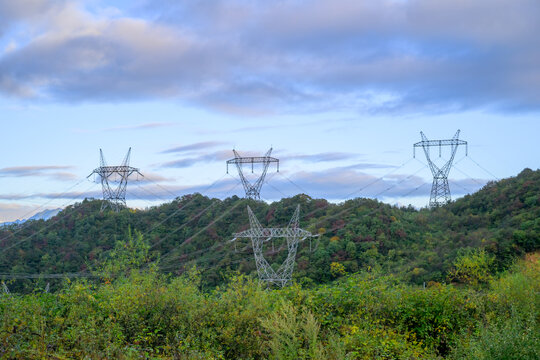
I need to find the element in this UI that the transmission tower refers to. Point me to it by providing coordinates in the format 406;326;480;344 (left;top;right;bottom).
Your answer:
231;205;317;287
88;148;143;212
414;130;468;208
226;148;279;200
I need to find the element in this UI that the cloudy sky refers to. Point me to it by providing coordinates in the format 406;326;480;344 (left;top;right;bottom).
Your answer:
0;0;539;221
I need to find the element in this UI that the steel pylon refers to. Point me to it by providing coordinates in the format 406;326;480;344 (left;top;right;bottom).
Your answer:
414;130;468;208
231;205;316;287
226;148;279;200
88;148;143;212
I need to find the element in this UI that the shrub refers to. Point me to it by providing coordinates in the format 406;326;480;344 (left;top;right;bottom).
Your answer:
447;249;494;286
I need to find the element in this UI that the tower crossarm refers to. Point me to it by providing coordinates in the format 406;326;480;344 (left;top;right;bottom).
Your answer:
231;205;316;287
88;165;142;177
231;227;315;242
227;156;279;165
226;148;279;200
413;139;467;148
413;130;468;177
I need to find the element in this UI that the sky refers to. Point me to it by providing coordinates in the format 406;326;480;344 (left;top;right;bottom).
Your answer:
0;0;539;222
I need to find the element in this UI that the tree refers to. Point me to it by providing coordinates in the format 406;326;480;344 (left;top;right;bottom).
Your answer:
447;249;494;286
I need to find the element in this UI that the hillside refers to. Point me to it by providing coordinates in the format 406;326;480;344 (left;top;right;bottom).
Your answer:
0;168;538;291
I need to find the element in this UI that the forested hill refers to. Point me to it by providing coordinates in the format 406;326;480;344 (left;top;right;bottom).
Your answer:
1;168;538;291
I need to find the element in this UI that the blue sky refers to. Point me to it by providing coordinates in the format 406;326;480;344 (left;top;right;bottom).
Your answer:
0;0;539;221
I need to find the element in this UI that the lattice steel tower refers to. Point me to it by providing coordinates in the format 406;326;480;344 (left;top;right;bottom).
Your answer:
414;130;468;208
231;205;317;287
227;148;279;200
88;148;143;212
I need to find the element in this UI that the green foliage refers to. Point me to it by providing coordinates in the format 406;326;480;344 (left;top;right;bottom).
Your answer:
341;324;433;359
0;254;538;359
330;262;347;278
99;227;154;279
451;254;540;359
447;249;494;286
261;301;326;359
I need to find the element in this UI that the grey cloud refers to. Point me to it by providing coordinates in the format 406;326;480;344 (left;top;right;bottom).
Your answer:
137;172;174;184
282;152;359;163
0;165;77;181
1;0;539;113
259;169;488;201
0;189;101;201
104;122;174;132
139;0;540;113
0;169;487;205
0;165;71;175
127;166;488;203
343;163;398;170
0;0;64;34
161;149;387;169
161;150;232;168
161;141;229;154
48;172;79;181
160;148;277;169
126;180;241;201
0;13;234;101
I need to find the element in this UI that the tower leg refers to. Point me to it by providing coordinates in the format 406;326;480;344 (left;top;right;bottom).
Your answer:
429;177;451;207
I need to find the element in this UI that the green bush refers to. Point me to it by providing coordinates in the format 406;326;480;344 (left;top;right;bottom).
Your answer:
451;254;539;359
0;246;537;359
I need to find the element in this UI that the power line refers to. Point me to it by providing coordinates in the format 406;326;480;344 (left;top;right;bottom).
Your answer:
145;173;238;251
134;182;170;204
452;164;489;188
198;163;429;282
467;156;500;181
138;176;186;199
0;173;429;283
295;162;428;227
114;172;230;253
145;154;487;278
308;165;429;231
344;158;416;199
0;272;99;280
1;177;88;225
0;180;99;255
0;173;239;281
256;157;421;231
0;149;498;283
156;198;244;267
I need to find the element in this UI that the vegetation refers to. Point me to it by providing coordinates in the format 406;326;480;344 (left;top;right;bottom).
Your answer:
0;168;538;358
1;168;538;292
0;240;538;358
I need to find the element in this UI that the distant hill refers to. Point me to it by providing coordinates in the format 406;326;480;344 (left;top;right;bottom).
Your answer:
0;208;62;227
0;169;538;291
